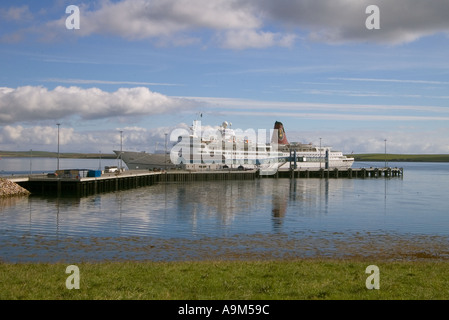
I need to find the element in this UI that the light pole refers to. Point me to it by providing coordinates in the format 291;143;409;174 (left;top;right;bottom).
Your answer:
29;149;32;175
384;139;387;168
165;133;168;171
57;123;61;171
99;150;102;171
119;130;123;171
319;137;322;169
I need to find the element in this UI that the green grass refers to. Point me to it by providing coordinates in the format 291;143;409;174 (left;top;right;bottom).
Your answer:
349;153;449;162
2;150;449;162
1;260;449;300
0;150;116;159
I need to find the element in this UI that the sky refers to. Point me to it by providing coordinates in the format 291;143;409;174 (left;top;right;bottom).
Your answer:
1;0;449;155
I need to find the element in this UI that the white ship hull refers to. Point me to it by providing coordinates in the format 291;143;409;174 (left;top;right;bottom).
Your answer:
115;120;354;172
114;151;175;170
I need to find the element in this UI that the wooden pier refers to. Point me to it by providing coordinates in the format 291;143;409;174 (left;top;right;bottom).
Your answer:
12;166;402;197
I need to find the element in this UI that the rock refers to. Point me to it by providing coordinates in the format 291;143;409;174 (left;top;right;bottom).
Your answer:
0;178;31;197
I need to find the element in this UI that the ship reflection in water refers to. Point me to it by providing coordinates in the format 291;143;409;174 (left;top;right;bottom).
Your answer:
271;179;329;231
0;178;348;240
2;162;449;262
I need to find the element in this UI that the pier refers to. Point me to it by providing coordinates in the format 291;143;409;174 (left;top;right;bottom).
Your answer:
13;170;258;197
274;167;404;179
10;166;403;197
14;171;160;197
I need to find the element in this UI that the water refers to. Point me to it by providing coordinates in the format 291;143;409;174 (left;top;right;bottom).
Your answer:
0;157;121;176
1;159;449;262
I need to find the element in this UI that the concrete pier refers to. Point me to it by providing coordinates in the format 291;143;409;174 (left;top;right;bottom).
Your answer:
11;166;403;196
13;169;258;196
273;167;404;179
16;171;160;197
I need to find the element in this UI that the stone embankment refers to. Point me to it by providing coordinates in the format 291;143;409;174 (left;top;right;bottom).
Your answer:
0;178;30;197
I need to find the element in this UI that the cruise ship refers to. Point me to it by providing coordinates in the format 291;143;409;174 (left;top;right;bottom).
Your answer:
114;120;354;173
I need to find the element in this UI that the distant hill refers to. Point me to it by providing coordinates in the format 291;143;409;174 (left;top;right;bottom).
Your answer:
0;150;117;159
2;150;448;162
348;154;449;162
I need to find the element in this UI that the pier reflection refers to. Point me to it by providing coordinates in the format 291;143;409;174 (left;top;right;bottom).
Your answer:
2;177;356;240
269;177;355;232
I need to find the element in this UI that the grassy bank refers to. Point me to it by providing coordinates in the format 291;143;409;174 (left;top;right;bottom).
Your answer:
1;260;449;300
0;150;116;159
2;151;449;162
349;153;449;162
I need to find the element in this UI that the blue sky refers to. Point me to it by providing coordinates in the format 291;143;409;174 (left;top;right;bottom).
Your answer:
1;0;449;154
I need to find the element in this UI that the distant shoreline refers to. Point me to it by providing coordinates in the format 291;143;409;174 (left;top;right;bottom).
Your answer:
0;150;117;159
349;153;449;162
1;151;449;162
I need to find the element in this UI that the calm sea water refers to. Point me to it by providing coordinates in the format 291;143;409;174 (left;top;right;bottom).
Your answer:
1;158;448;262
0;157;121;176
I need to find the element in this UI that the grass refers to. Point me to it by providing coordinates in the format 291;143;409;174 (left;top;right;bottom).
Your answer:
0;150;116;159
1;260;449;300
349;153;449;162
2;150;449;162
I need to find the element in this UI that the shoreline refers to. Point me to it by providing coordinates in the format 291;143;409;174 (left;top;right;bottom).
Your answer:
0;150;116;159
0;178;30;198
1;232;449;300
2;230;448;264
349;153;449;162
2;151;449;162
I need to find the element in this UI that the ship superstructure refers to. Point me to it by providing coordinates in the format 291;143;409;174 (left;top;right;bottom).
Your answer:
115;120;354;172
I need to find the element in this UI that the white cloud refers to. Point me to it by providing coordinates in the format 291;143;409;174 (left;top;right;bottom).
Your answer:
0;86;198;124
0;125;76;146
0;123;191;153
0;5;32;22
1;122;448;155
6;0;449;47
293;128;449;154
331;78;449;86
256;0;449;45
220;29;296;49
185;96;449;117
42;78;182;87
41;0;262;43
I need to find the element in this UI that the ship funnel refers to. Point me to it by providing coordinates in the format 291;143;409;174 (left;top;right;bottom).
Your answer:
272;121;289;145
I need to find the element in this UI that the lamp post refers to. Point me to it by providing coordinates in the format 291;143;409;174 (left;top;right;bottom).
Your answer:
165;133;168;171
384;139;387;168
319;137;322;169
57;123;61;171
99;150;102;171
29;149;32;175
119;130;123;171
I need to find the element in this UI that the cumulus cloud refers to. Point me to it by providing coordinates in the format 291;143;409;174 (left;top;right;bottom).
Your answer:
40;0;263;44
0;86;197;124
0;123;193;153
256;0;449;45
1;120;447;154
219;30;296;49
0;125;82;150
5;0;447;47
0;5;33;22
286;128;449;155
